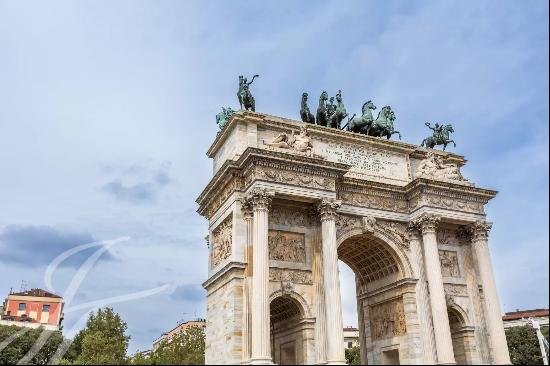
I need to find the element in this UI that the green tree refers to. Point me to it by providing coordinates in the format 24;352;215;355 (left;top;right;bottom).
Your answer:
0;324;64;365
129;326;205;365
62;307;130;365
505;325;545;365
345;345;361;365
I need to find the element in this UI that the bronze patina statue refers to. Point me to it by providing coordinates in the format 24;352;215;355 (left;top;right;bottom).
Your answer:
237;74;259;111
346;100;376;133
300;92;315;124
368;106;401;140
316;91;329;127
327;90;348;129
421;122;456;150
215;107;235;130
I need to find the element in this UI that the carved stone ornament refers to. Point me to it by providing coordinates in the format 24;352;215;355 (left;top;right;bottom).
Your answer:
369;297;407;340
268;230;306;263
211;217;232;268
415;151;470;184
438;228;460;246
263;125;313;156
270;205;314;227
269;268;313;285
377;220;409;249
468;220;492;242
317;199;342;222
411;213;440;234
339;191;408;213
439;250;460;277
444;283;468;297
244;188;274;211
258;166;333;190
361;215;377;233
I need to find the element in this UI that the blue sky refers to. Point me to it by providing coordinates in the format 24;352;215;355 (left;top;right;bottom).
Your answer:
0;0;548;354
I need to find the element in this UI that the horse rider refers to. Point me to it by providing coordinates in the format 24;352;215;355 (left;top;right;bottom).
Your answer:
237;74;259;109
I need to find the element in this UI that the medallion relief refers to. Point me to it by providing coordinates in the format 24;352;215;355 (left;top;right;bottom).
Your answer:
369;297;407;340
439;250;460;277
268;230;306;263
211;216;232;268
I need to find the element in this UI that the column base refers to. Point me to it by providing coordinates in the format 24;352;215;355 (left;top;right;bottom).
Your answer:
326;360;347;365
249;357;273;365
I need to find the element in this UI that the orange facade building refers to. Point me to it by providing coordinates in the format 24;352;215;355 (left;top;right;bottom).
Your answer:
1;288;64;330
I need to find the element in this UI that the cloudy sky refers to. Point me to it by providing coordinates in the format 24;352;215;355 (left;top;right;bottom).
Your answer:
0;0;548;354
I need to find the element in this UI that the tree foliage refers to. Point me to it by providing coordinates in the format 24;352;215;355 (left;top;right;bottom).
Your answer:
345;345;361;365
62;307;130;365
505;325;546;365
128;326;205;365
0;324;64;365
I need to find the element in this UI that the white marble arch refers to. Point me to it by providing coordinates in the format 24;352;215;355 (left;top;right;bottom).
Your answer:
336;227;414;280
269;289;313;319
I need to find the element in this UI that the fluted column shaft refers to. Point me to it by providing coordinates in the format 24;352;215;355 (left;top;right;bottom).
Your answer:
414;214;455;364
408;226;437;364
248;189;274;365
318;199;346;365
242;203;254;364
469;221;511;365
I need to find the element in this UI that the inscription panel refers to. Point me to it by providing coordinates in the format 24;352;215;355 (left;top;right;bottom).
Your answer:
319;141;410;182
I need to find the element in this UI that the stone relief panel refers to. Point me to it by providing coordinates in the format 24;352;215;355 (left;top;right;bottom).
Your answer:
270;205;313;227
408;192;485;214
438;228;460;246
439;250;460;277
369;297;407;340
444;283;468;297
414;151;470;184
269;268;313;285
268;230;306;263
211;216;232;268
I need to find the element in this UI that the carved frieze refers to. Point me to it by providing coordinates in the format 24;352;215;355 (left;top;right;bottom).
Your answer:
339;190;408;213
336;214;409;249
257;166;334;190
377;220;409;249
439;250;460;277
270;205;313;227
269;268;312;285
369;297;407;340
268;230;306;263
211;216;232;268
409;192;485;214
335;214;362;237
444;283;468;297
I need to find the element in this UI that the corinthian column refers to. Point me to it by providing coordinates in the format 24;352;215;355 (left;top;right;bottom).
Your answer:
468;221;511;365
407;225;437;364
248;189;274;365
242;200;254;364
413;214;455;364
318;199;346;365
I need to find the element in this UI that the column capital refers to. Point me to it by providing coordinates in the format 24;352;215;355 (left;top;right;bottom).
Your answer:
406;224;422;241
240;197;254;220
244;188;275;212
468;220;492;242
317;199;342;222
411;213;440;234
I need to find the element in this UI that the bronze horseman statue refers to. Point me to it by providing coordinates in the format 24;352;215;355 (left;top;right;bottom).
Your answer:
421;122;456;150
237;74;259;111
300;92;315;124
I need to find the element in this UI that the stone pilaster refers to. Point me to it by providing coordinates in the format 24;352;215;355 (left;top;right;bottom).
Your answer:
468;221;511;365
412;214;456;364
247;189;274;365
407;225;437;364
241;200;254;364
317;199;346;365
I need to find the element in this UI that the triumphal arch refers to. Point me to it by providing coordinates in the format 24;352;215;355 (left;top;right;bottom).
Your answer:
197;111;511;365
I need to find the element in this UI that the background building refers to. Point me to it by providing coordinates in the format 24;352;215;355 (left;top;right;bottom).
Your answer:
1;288;64;331
152;318;206;350
343;326;359;349
502;308;549;329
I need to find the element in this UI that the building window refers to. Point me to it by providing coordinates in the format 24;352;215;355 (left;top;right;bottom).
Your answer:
18;303;26;310
348;342;353;349
42;304;50;312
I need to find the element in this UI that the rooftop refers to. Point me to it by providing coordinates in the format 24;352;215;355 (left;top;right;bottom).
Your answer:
10;288;62;298
502;308;549;321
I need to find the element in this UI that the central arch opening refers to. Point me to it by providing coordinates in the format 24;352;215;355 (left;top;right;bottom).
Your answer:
270;295;305;365
337;233;406;365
